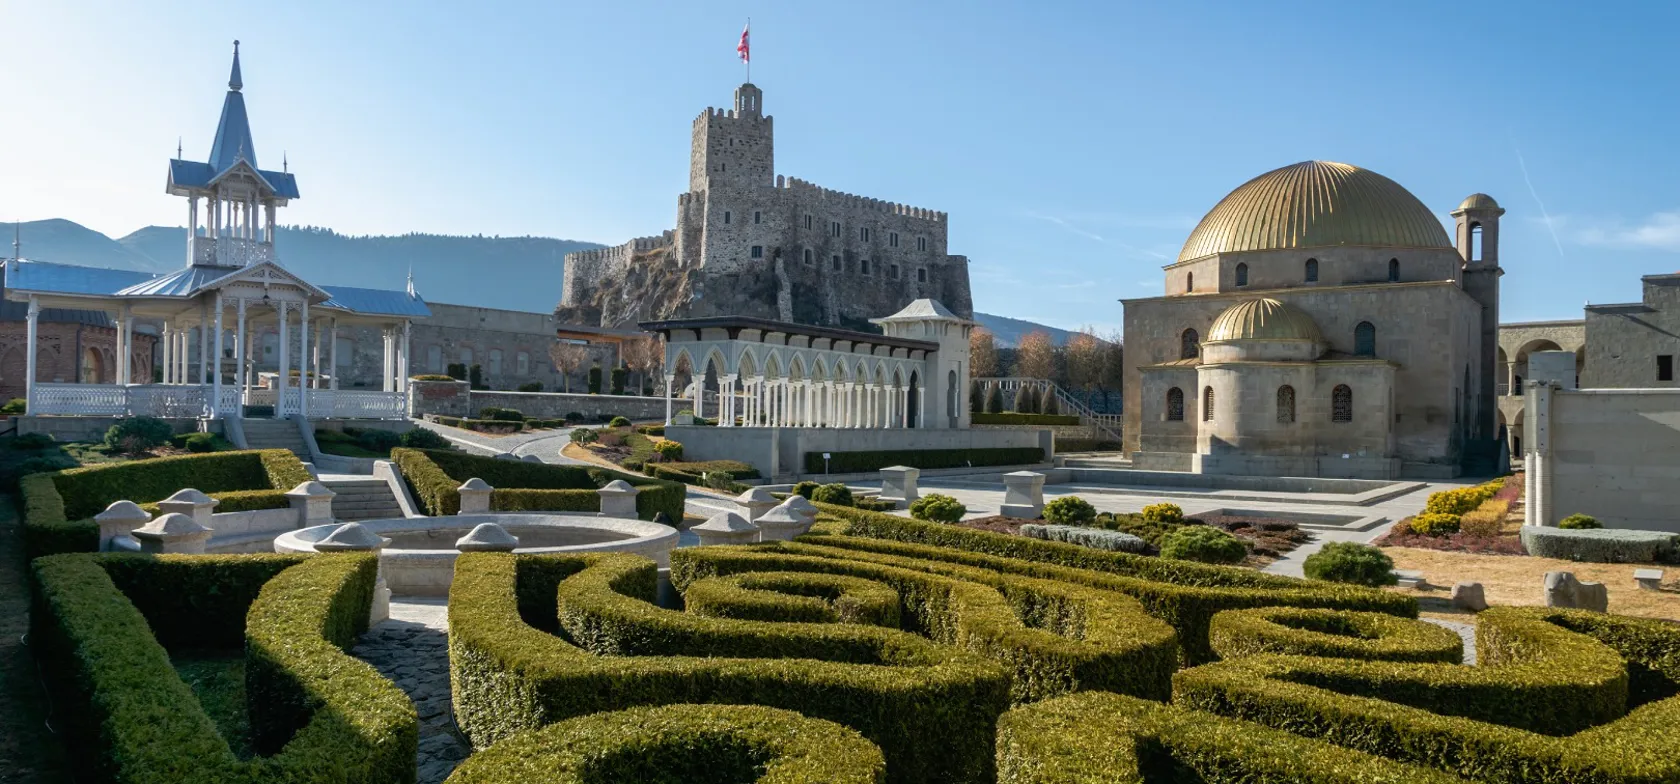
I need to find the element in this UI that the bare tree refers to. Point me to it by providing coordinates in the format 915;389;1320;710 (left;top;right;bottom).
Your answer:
1014;330;1057;381
547;341;591;393
1064;328;1104;392
1097;329;1125;406
620;334;665;394
969;327;1000;378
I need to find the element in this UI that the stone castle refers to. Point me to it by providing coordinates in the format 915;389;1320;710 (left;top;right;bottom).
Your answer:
558;83;973;332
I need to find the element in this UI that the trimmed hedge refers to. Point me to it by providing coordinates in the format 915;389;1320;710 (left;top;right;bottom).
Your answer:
682;571;904;627
1519;525;1680;563
997;691;1469;784
971;412;1081;426
1172;607;1680;783
645;459;760;485
1209;608;1464;663
444;703;886;784
802;446;1044;474
21;449;311;558
808;506;1414;662
29;553;415;783
392;447;684;521
447;552;1010;784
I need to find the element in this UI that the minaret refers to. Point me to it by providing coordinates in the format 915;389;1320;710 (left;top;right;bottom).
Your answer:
1453;193;1504;444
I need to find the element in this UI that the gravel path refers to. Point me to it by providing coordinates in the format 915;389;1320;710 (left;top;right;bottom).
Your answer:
352;599;467;784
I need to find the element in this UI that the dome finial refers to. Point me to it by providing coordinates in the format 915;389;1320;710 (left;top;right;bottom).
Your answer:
229;40;243;91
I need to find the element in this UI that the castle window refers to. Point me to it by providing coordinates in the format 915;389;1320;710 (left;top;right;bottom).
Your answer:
1354;321;1376;357
890;232;900;248
918;237;927;252
488;349;503;375
750;246;763;259
1202;386;1215;422
1331;384;1353;423
918;268;928;283
831;221;841;237
723;211;732;225
1305;258;1319;282
804;214;813;230
1166;387;1184;421
1277;385;1296;424
861;258;872;275
427;345;442;372
891;263;901;279
516;351;529;375
803;249;813;265
1235;263;1248;286
720;163;726;172
753;211;761;224
1660;355;1674;382
832;254;841;271
861;227;871;242
1186;272;1194;292
1180;328;1199;360
1388;258;1400;282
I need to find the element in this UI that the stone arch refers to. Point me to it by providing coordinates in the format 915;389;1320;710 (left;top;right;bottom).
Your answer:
736;350;758;379
1186;272;1194;293
764;354;783;380
1276;385;1295;424
1180;328;1200;360
1510;408;1525;456
1166;387;1184;422
1305;258;1319;282
1235;262;1249;287
789;356;806;382
1496;346;1511;395
81;347;104;384
1388;258;1400;282
906;370;921;428
1331;384;1353;423
1354;321;1376;357
810;356;829;382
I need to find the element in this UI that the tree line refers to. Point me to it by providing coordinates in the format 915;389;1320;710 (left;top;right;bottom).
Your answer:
970;327;1123;410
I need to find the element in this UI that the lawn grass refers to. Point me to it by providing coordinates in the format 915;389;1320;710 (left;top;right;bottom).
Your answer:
1384;546;1680;622
171;652;254;759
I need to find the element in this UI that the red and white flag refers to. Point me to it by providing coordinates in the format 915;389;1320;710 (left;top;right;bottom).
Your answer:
737;22;750;63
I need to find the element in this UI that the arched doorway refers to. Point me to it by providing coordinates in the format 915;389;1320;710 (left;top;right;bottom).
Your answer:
81;347;105;384
907;371;920;428
946;369;958;428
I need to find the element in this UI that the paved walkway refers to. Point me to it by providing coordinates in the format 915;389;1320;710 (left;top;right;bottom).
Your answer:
351;599;467;784
412;420;591;465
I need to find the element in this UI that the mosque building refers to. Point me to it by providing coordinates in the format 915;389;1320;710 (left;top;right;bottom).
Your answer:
1122;161;1503;479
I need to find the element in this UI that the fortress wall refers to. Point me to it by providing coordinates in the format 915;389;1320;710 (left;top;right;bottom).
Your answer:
561;232;672;307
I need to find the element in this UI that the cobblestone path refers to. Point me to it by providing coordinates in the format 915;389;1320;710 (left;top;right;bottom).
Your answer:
352;599;469;784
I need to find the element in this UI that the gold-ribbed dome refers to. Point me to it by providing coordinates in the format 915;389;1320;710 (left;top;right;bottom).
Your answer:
1456;193;1500;211
1177;161;1451;263
1207;298;1322;343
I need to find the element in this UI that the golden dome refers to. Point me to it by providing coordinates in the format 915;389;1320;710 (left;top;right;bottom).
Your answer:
1456;193;1501;211
1177;161;1451;263
1207;298;1322;343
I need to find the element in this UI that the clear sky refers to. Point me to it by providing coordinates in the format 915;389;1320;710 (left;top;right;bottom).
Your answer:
4;0;1679;334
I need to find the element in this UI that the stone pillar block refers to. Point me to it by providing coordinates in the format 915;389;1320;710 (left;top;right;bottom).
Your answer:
286;481;337;527
458;477;493;514
157;488;220;530
130;512;214;555
1634;568;1665;591
314;522;393;625
755;506;808;542
456;522;519;552
878;465;920;509
691;511;759;546
1000;471;1046;518
734;486;779;522
95;500;152;551
778;495;819;527
597;479;641;519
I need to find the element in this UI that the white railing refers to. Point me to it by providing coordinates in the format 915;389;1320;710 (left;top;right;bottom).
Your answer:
308;389;407;419
216;385;243;416
31;383;209;418
279;387;303;417
127;385;208;418
973;377;1124;441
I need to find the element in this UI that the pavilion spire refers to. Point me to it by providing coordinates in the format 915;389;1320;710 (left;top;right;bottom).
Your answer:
229;39;243;91
207;40;257;172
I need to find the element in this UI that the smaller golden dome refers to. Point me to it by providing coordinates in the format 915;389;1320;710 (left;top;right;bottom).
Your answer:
1457;193;1500;211
1207;298;1322;343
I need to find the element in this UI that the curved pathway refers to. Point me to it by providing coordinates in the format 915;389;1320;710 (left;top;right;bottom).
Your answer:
352;599;466;784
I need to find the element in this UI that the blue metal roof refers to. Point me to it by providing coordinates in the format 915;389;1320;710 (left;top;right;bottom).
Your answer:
6;259;158;296
208;44;256;173
321;285;432;318
114;264;236;296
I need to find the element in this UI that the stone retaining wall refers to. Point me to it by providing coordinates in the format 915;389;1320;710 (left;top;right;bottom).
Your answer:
409;378;683;422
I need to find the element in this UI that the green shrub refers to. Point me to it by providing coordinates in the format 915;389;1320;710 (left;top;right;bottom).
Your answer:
588;366;603;394
803;447;1043;474
1559;513;1602;529
570;427;598;445
1423;479;1504;516
653;439;683;461
1410;512;1462;537
610;367;627;395
566;411;585;422
635;423;665;436
412;373;457;382
399;427;451;450
682;571;904;627
1302;541;1398;586
480;407;527;422
970;380;984;413
0;397;26;414
1012;385;1039;414
13;431;55;449
1041;496;1096;525
645;460;760;488
1519;525;1680;563
609;416;632;428
1209;607;1462;663
446;703;886;784
391;447;683;520
970;412;1082;426
1041;391;1061;416
812;483;855;506
792;481;820;499
516;381;543;392
985;385;1004;414
1159;526;1247;564
181;432;222;452
1140;502;1184;524
469;363;485;389
447;362;468;380
356;427;403;453
103;415;174;452
908;493;966;523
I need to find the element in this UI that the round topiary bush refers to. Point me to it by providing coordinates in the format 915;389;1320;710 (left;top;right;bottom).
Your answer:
356;428;403;453
399;427;451;450
182;432;220;453
1409;513;1462;537
570;427;598;445
1302;541;1397;586
909;493;967;523
1041;496;1097;525
12;432;54;450
1159;525;1247;564
1560;513;1602;530
653;440;684;461
609;416;632;428
792;481;820;499
811;483;854;507
565;411;585;423
103;416;173;453
1140;502;1185;525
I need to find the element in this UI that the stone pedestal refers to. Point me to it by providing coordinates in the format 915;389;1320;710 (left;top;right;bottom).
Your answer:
755;506;808;542
157;488;219;529
458;478;493;514
778;495;819;528
878;466;920;509
734;486;779;522
95;500;151;551
598;480;641;519
1634;568;1665;591
130;512;214;555
1544;571;1608;612
285;481;337;527
691;511;759;545
314;522;393;624
456;523;519;552
1000;471;1046;518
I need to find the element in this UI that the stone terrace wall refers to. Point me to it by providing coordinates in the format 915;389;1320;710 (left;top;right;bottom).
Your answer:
409;379;683;423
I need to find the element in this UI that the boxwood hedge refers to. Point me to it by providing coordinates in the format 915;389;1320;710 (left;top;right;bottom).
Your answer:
802;446;1044;474
1209;607;1464;664
29;552;415;784
392;447;684;520
20;448;312;558
444;703;886;784
681;570;904;627
1519;525;1680;564
970;412;1082;426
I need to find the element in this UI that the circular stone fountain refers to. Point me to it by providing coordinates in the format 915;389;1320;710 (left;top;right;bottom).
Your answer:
275;513;679;596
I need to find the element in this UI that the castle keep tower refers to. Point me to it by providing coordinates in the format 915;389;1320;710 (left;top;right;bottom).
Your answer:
689;83;773;191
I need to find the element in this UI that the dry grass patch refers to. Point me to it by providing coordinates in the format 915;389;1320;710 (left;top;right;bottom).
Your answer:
1383;546;1680;622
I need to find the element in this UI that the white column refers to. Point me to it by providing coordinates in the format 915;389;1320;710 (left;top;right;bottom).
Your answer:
212;294;224;416
311;320;323;389
113;311;128;385
381;327;394;393
234;299;246;406
664;374;676;425
329;319;340;390
197;304;209;386
160;324;170;384
900;386;909;428
276;302;289;418
401;320;412;394
298;300;310;419
24;296;38;411
721;375;736;426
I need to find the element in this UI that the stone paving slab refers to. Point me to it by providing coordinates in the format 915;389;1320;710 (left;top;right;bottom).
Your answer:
351;598;466;784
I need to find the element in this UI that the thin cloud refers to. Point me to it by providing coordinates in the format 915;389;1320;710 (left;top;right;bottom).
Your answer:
1572;211;1680;251
1022;210;1171;260
1513;144;1567;261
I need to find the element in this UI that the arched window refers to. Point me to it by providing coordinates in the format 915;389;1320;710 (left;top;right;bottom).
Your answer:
1276;385;1295;424
1305;258;1319;282
1235;263;1248;286
488;349;503;375
1354;321;1376;357
1186;272;1194;292
1166;387;1184;421
1202;386;1215;422
459;348;473;366
1469;224;1483;262
516;351;530;375
1331;384;1353;423
1180;328;1200;360
1388;258;1400;282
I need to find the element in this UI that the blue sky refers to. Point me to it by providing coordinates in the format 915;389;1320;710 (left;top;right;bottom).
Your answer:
4;0;1679;333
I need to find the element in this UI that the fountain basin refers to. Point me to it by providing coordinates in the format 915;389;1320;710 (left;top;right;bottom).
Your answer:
274;513;679;596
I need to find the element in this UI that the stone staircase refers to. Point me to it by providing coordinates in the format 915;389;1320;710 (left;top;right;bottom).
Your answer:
322;477;405;522
241;418;310;460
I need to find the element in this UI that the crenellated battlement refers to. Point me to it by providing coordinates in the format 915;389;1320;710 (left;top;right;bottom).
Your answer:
694;106;772;125
565;232;673;266
779;176;947;223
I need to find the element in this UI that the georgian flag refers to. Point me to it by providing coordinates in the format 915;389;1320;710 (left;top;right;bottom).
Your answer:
737;23;750;63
